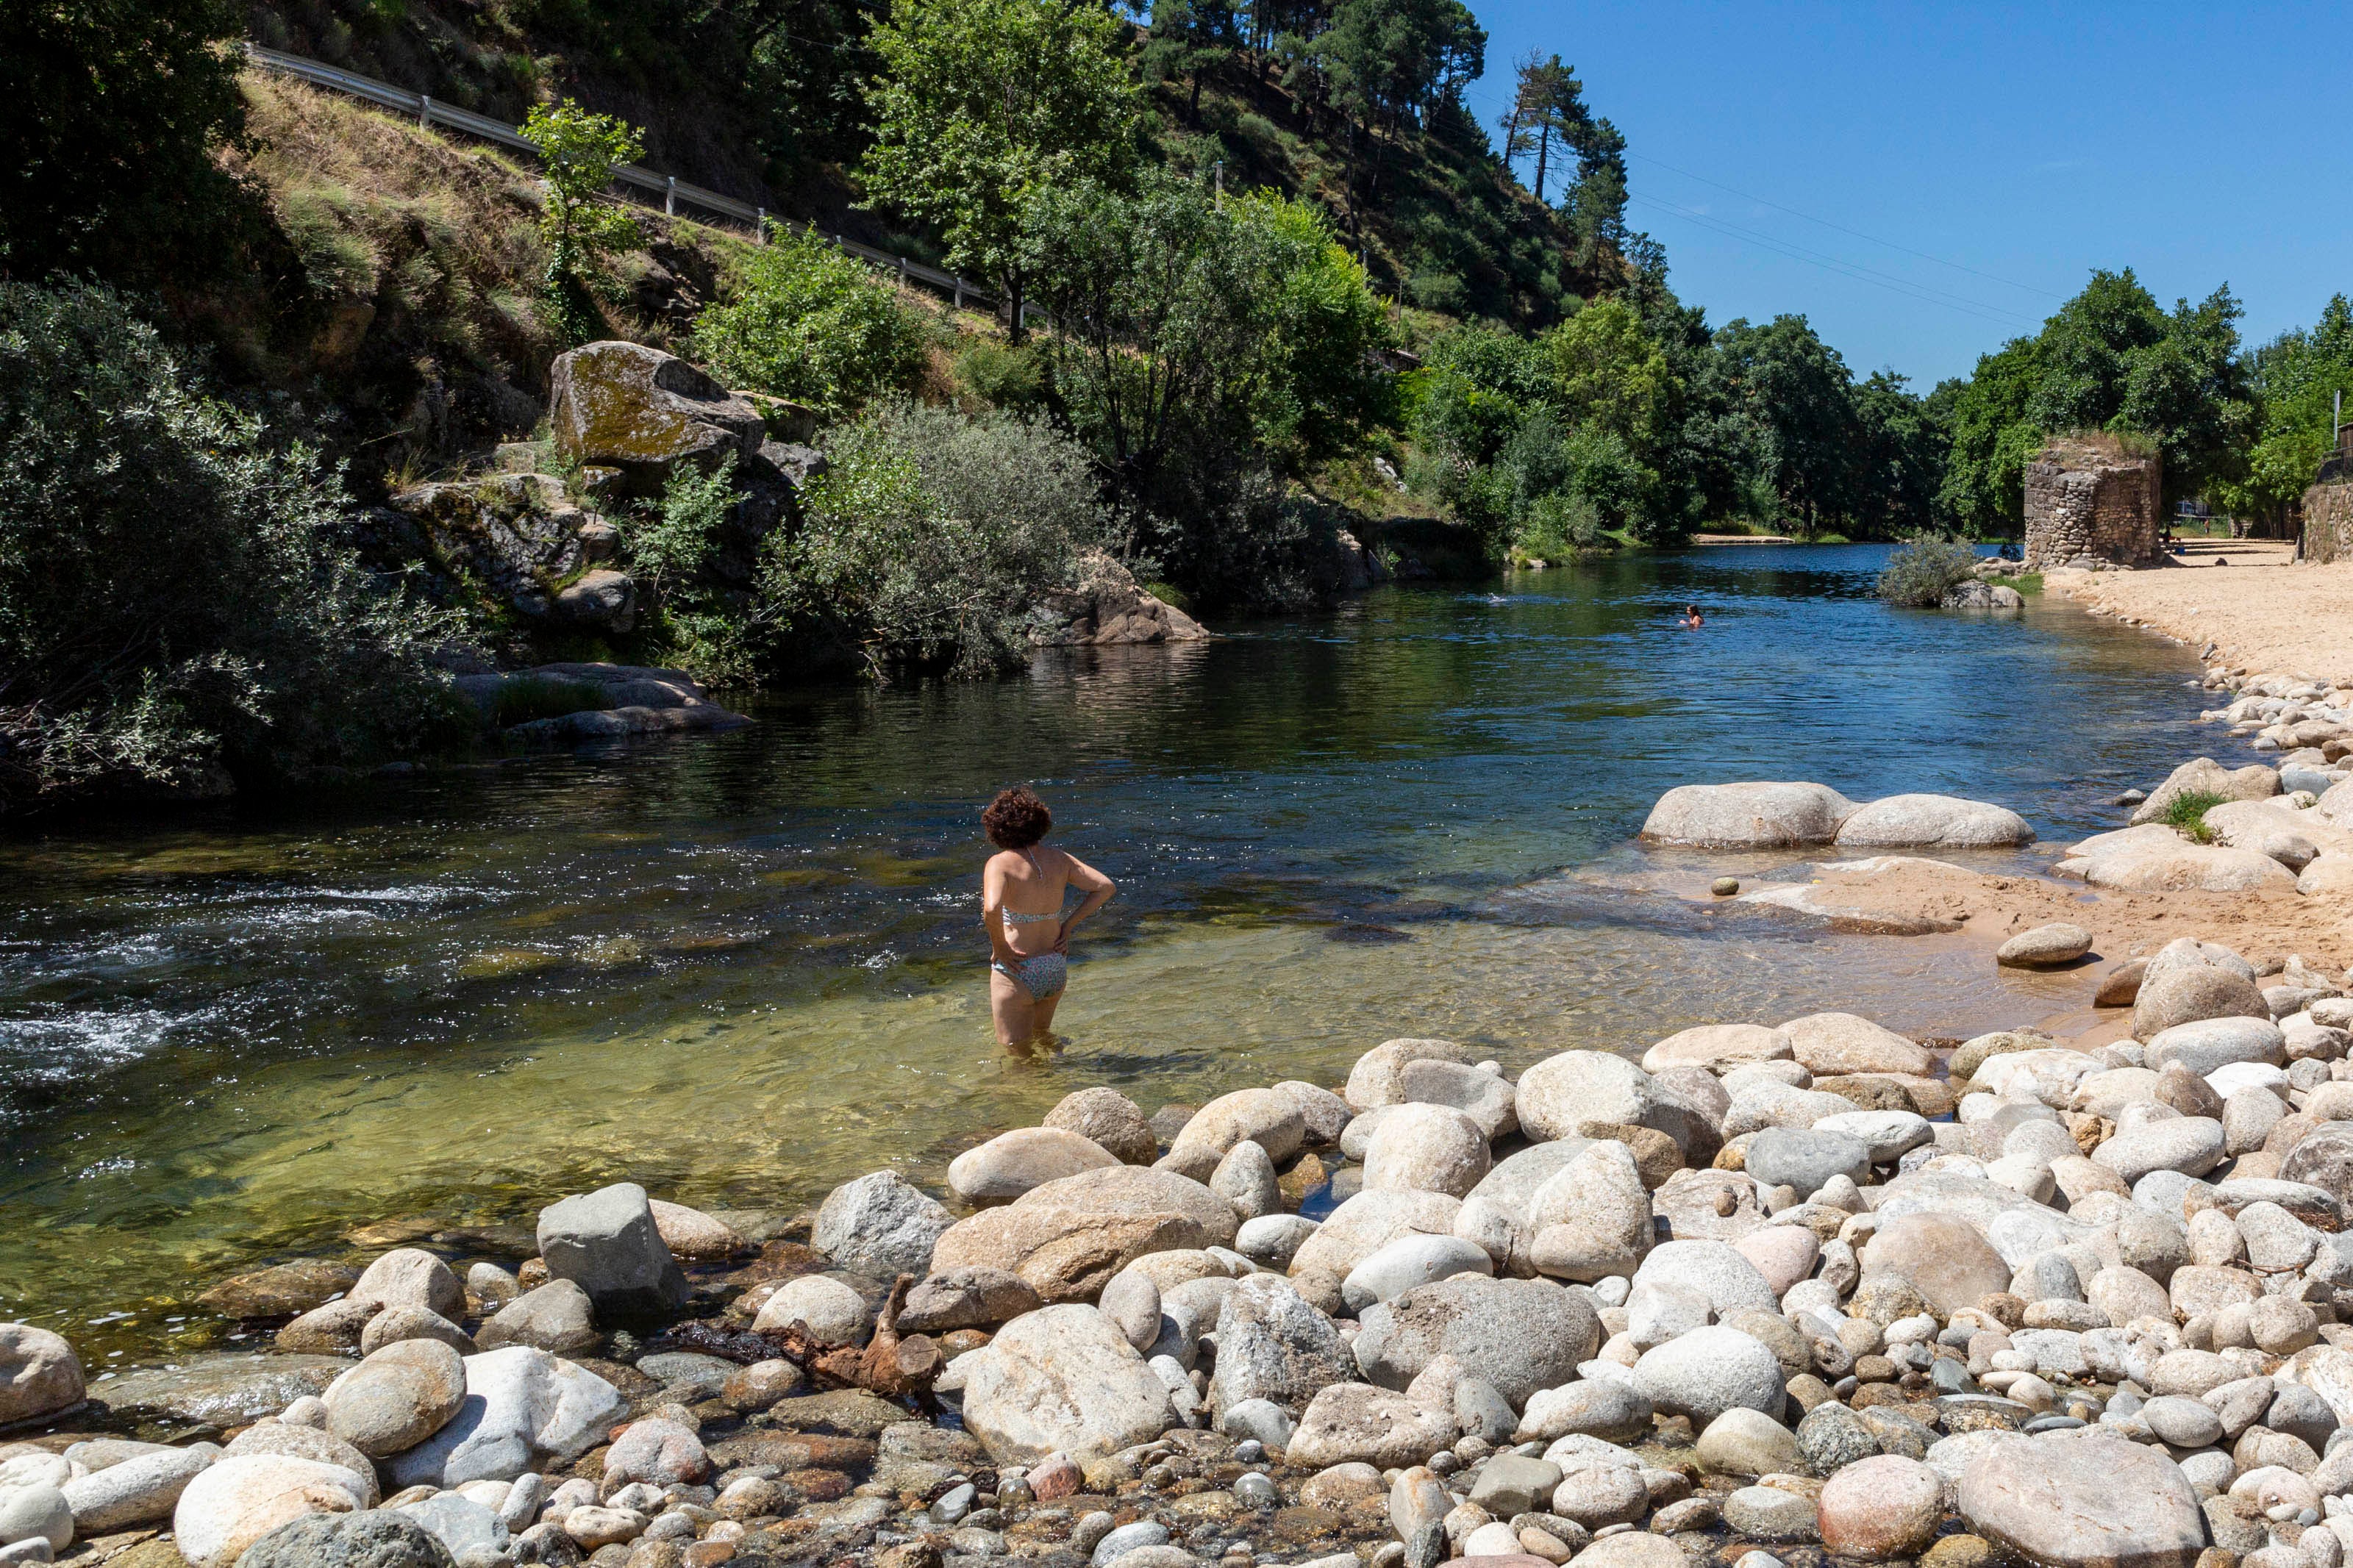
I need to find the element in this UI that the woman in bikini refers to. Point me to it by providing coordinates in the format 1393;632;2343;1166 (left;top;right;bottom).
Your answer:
980;787;1116;1048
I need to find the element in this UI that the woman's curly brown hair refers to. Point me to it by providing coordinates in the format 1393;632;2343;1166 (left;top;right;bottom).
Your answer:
983;787;1053;849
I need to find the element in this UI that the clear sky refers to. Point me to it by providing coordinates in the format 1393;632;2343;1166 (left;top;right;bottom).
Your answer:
1457;1;2351;389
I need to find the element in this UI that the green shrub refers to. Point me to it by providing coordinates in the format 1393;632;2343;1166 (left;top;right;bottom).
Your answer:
952;338;1046;413
2163;789;2230;843
691;227;928;418
631;465;752;683
1877;535;1982;607
0;282;459;812
492;675;610;727
764;402;1115;676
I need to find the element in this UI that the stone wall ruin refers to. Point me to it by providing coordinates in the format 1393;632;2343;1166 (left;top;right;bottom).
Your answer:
2022;434;2162;570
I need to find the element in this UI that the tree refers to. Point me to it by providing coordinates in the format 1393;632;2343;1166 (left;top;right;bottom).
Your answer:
1937;269;2255;527
521;99;646;340
860;0;1138;340
2213;296;2353;531
1021;171;1393;599
689;226;926;417
1144;0;1243;121
1494;53;1626;262
1310;0;1485;218
0;283;457;811
0;0;251;285
1542;296;1677;451
1848;371;1946;537
1709;315;1862;535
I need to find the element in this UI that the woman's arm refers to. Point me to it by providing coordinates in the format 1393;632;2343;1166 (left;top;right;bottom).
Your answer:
980;857;1020;965
1055;853;1117;951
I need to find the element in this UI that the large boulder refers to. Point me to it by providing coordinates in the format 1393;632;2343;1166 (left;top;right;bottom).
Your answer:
536;1182;688;1314
1515;1051;1714;1158
1207;1275;1352;1417
1285;1383;1460;1469
1032;551;1210;646
2131;758;2280;826
1352;1277;1598;1408
1363;1103;1491;1198
813;1170;954;1279
2135;964;2274;1042
171;1455;373;1568
1640;782;1854;847
1346;1039;1477;1110
1833;794;2033;848
382;1346;626;1489
1777;1013;1931;1076
1044;1088;1160;1165
322;1339;468;1456
474;1279;597;1354
1954;1431;2204;1568
1862;1212;2010;1317
1163;1089;1307;1179
60;1442;218;1532
1640;1025;1791;1075
88;1353;345;1431
1631;1326;1785;1425
930;1206;1207;1304
549;341;764;495
1290;1190;1463;1279
949;1128;1120;1203
957;1305;1176;1463
0;1323;84;1424
233;1508;457;1568
197;1261;361;1320
1012;1165;1240;1246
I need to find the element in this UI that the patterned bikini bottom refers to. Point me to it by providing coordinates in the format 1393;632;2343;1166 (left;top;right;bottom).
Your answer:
992;951;1068;1000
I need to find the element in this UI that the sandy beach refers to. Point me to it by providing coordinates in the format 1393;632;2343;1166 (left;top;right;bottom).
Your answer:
2050;540;2353;682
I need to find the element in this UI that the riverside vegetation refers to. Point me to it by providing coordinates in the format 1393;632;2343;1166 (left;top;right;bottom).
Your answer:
10;0;2353;812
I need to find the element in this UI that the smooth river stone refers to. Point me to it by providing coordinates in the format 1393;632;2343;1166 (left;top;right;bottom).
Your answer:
949;1127;1120;1203
1640;1025;1792;1074
1777;1013;1932;1076
1954;1431;2204;1568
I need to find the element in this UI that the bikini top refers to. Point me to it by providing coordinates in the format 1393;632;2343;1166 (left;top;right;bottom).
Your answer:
999;847;1071;926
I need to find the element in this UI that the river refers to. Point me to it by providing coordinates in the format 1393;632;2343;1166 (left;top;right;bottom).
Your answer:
0;545;2213;1370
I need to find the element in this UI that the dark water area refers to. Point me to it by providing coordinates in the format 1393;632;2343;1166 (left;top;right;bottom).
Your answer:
0;545;2216;1367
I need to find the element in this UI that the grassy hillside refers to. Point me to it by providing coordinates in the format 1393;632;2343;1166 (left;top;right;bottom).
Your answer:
243;0;1617;331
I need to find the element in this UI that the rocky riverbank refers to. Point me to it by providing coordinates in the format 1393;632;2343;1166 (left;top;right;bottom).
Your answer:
15;681;2353;1568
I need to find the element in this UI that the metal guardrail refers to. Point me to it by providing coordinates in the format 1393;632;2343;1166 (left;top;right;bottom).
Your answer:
242;43;1001;310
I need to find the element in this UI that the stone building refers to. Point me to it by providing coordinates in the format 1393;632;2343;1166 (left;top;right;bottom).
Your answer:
2302;441;2353;564
2021;434;2163;570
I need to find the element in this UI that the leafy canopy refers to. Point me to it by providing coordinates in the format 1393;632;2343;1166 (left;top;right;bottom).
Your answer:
0;282;456;811
690;226;928;418
860;0;1139;321
0;0;251;284
521;98;645;324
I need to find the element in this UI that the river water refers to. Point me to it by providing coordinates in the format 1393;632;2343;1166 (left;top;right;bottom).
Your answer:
1;545;2213;1368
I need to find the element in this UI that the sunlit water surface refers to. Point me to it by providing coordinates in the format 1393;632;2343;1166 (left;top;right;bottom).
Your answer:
1;546;2218;1364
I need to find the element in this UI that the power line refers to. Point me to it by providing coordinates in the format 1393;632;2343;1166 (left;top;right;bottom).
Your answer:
1625;193;2044;332
1627;151;2065;301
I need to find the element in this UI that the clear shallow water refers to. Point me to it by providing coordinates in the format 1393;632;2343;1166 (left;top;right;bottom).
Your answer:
1;545;2213;1363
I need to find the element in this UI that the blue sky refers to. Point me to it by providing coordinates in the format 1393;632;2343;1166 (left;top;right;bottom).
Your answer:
1457;1;2350;388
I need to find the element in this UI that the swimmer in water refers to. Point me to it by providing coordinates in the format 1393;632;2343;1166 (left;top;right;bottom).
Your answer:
1680;603;1704;629
979;786;1115;1048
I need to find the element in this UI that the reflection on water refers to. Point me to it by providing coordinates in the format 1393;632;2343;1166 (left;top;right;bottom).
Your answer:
0;546;2213;1358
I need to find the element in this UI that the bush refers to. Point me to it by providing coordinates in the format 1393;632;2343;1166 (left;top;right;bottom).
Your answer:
764;403;1115;676
0;282;460;811
2163;789;2230;843
630;465;753;682
1877;535;1982;607
691;227;928;418
952;338;1046;413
